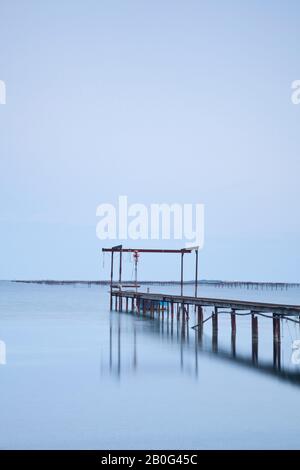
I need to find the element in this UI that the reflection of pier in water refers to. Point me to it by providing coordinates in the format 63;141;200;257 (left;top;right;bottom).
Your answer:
108;317;138;378
106;307;300;386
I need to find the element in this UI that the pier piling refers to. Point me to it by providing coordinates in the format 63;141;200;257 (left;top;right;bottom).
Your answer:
273;315;281;370
251;313;258;364
231;309;236;335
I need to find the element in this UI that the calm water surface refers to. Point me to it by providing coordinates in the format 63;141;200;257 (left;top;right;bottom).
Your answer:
0;281;300;449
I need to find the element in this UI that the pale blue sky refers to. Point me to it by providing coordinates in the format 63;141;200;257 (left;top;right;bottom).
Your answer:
0;0;300;281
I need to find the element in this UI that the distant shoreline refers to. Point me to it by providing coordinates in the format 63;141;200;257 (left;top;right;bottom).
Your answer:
12;280;214;285
11;280;300;287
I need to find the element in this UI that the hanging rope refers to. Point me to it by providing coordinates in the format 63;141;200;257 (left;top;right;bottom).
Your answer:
191;309;300;329
191;314;213;329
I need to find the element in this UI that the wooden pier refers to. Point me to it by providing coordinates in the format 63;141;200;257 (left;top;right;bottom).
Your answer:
102;245;300;372
111;290;300;316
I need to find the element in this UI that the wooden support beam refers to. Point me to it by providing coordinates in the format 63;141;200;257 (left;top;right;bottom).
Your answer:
212;306;218;332
231;308;236;356
231;309;236;335
231;331;236;357
273;315;281;370
251;313;258;339
181;251;184;297
118;249;122;311
197;306;203;343
137;297;140;315
110;251;114;311
195;249;199;298
197;305;203;325
212;306;218;352
273;315;281;342
251;312;258;365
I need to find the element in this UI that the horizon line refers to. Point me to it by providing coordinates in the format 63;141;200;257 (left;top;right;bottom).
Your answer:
6;279;300;286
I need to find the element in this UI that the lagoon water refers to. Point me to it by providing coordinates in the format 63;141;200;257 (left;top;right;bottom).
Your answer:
1;280;300;449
